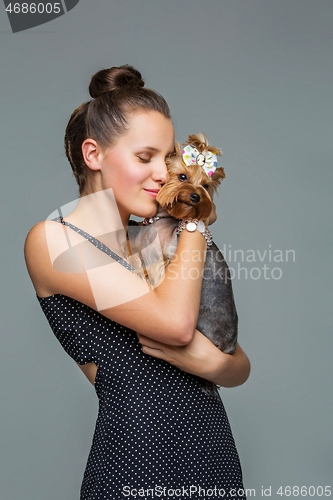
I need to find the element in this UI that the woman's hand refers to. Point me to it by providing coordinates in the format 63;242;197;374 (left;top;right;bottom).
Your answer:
137;330;250;388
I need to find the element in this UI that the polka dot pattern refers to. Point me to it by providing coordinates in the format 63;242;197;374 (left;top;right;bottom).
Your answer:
37;221;245;499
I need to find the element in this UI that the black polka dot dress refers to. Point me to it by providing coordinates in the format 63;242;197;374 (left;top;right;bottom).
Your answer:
37;219;245;499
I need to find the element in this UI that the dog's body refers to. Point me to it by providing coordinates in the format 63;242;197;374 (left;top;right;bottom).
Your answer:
125;134;238;400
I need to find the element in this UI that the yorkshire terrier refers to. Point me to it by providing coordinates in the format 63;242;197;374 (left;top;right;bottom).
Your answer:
124;134;238;400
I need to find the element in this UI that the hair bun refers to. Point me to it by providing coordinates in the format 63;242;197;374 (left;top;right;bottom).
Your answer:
89;65;144;98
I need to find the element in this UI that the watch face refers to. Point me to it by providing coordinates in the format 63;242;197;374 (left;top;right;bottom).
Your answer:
196;220;205;233
186;221;197;232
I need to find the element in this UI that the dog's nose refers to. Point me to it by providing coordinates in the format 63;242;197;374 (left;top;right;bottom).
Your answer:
190;193;201;204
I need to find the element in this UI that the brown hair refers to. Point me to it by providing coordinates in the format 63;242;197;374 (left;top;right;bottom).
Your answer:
65;65;171;194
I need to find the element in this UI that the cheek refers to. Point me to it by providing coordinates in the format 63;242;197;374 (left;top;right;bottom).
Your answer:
120;173;145;192
126;167;149;188
104;153;148;192
111;165;141;191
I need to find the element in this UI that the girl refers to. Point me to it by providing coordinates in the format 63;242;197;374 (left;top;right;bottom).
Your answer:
25;65;250;499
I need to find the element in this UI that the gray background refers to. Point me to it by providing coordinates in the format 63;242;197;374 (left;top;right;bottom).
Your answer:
1;0;332;499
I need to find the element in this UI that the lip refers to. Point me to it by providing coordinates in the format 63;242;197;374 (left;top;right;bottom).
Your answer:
143;189;160;199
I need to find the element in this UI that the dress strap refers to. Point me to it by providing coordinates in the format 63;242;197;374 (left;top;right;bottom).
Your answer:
53;216;135;273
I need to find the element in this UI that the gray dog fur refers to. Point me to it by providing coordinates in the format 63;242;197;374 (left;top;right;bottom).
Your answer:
126;209;238;401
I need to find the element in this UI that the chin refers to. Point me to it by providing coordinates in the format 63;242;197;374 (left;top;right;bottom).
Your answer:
132;202;158;219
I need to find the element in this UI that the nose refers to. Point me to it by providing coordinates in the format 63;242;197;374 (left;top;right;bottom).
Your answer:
151;159;168;184
190;193;200;204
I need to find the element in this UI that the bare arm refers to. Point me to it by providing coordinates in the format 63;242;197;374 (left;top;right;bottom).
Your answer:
137;331;251;388
75;361;98;386
24;219;209;346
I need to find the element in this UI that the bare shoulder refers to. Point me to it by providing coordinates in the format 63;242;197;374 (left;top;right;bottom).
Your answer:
23;220;150;312
24;220;46;251
24;221;48;272
24;220;71;297
25;219;63;249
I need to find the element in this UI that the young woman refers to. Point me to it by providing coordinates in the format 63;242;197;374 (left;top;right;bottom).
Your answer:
25;65;250;499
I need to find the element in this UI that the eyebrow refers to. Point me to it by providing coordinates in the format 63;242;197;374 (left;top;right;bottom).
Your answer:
138;146;174;155
139;147;158;152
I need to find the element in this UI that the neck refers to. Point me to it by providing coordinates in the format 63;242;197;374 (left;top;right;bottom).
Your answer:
66;189;128;247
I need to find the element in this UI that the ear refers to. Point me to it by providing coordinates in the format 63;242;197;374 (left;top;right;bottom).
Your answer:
82;138;104;172
211;167;226;190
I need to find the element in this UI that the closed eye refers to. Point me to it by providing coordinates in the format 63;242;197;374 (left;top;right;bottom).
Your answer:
138;156;151;163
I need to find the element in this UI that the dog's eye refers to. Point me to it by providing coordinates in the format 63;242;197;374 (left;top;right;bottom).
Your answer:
202;184;209;190
178;174;188;182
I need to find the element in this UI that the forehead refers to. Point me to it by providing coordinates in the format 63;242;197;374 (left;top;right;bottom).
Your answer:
122;110;174;150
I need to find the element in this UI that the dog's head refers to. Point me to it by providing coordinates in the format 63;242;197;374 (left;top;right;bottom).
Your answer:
156;133;225;220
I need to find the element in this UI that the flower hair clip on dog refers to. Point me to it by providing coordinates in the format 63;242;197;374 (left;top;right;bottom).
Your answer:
182;144;218;177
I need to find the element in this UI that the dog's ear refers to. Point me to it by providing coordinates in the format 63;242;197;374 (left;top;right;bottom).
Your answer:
210;167;226;191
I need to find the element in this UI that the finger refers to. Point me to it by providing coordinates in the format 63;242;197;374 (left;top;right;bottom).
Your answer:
138;335;165;350
141;345;165;359
137;334;151;342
